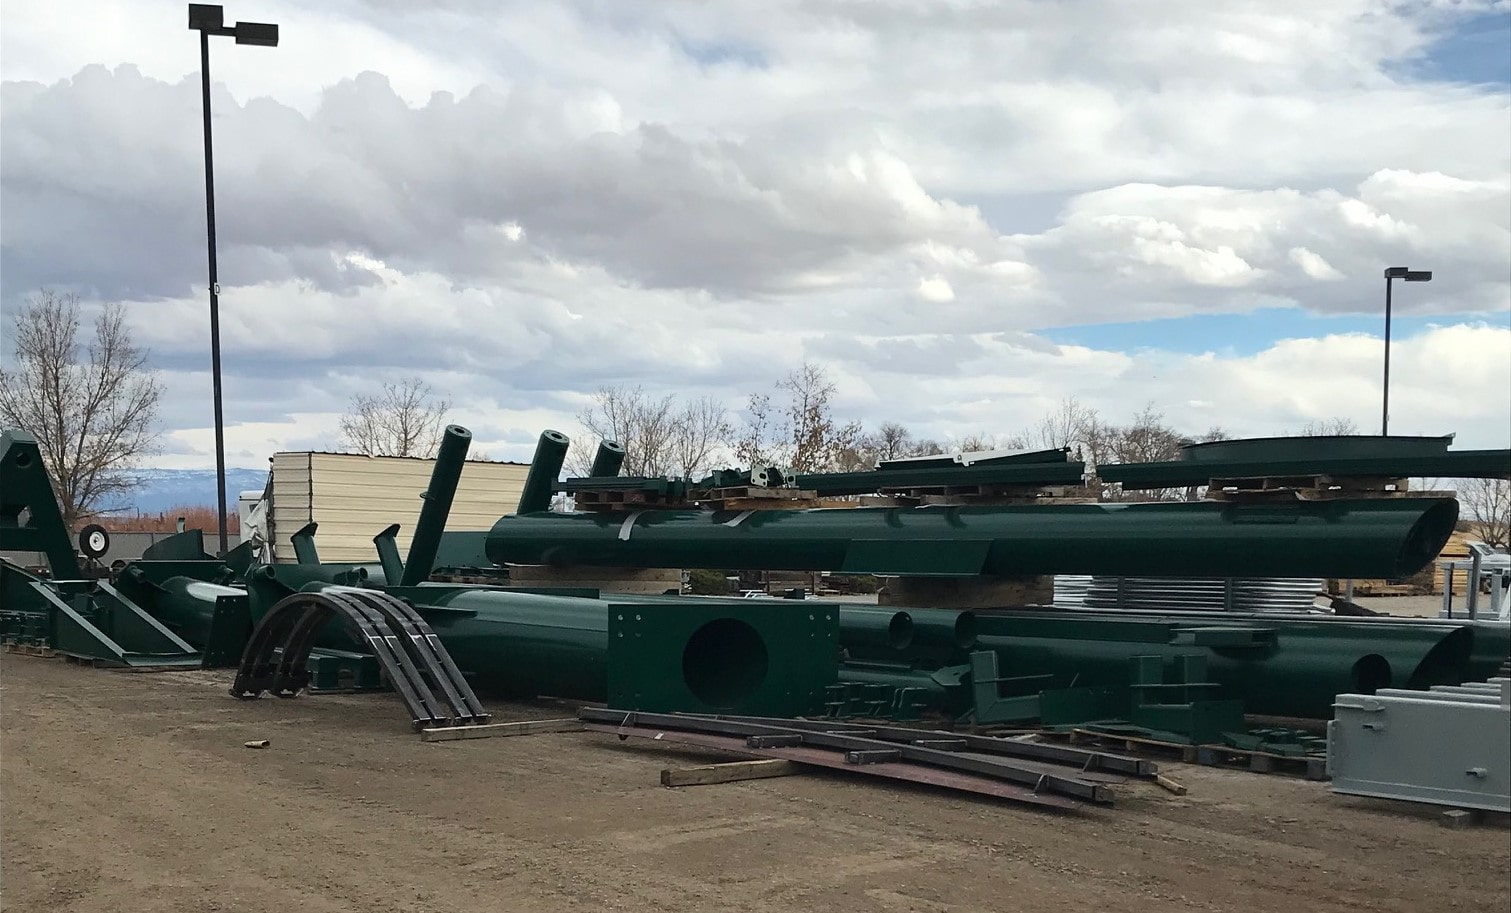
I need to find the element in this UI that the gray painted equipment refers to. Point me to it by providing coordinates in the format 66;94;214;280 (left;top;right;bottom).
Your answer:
1329;678;1510;813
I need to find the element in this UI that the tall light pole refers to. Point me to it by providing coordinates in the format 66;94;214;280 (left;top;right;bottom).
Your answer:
1380;267;1432;436
188;4;278;555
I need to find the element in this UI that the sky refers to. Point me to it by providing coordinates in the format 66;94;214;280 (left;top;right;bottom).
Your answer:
2;0;1509;471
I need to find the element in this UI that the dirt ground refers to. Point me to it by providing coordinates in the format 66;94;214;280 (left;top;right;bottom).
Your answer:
1;654;1507;913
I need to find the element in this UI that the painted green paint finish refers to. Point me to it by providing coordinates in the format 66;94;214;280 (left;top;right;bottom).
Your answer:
0;431;79;578
607;602;836;716
487;498;1458;579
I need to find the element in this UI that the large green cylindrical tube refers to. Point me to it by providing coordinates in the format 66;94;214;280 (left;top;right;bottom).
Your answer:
420;588;610;698
838;607;914;650
486;498;1458;580
516;430;570;515
907;607;978;650
147;576;244;647
974;610;1497;719
589;440;626;478
401;425;472;586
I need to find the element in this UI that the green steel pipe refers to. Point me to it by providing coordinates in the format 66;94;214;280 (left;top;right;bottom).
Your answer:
589;440;626;478
487;498;1458;579
401;424;472;586
838;607;914;651
517;430;570;515
972;611;1498;719
907;607;978;650
145;576;243;648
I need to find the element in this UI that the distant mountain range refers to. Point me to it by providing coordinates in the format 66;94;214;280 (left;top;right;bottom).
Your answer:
108;468;271;515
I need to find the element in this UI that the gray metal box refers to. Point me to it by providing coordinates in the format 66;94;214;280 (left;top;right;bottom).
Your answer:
1329;679;1510;813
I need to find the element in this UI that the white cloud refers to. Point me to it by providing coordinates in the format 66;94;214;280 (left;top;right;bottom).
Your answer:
917;275;955;302
1;1;1507;471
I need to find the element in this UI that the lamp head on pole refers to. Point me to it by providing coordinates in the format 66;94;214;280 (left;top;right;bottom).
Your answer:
234;21;279;45
187;4;224;30
189;4;278;45
1384;266;1432;282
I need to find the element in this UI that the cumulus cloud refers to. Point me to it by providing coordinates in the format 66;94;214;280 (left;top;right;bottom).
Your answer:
2;1;1507;469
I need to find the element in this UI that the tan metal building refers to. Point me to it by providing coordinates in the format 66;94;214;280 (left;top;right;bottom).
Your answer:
266;451;528;564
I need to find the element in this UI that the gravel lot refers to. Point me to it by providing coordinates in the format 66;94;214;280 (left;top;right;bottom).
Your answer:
2;654;1507;913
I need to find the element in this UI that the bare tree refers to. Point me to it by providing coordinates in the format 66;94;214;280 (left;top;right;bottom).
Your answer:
339;376;450;457
868;422;915;462
1460;477;1511;549
852;423;947;468
572;386;731;478
1031;396;1098;451
1297;417;1360;436
734;392;781;469
952;431;1029;453
0;290;162;525
781;363;862;472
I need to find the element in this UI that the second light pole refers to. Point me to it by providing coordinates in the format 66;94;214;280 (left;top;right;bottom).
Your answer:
188;4;278;555
1380;266;1432;436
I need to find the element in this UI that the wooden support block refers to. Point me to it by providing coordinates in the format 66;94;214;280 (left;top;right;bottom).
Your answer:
420;718;583;743
1154;774;1187;796
660;759;801;788
1440;809;1477;829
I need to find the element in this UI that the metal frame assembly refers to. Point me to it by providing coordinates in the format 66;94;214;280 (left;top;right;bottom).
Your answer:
4;420;1510;814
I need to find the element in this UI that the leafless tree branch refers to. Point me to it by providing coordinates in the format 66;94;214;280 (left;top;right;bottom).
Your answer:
0;290;162;524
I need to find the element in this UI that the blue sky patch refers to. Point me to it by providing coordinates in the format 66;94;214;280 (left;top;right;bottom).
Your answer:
1038;308;1510;356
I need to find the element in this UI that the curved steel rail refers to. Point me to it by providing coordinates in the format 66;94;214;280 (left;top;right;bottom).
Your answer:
230;588;489;730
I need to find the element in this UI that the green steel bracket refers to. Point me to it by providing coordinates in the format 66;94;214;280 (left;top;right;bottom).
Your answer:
141;529;215;561
290;523;321;565
203;593;251;668
606;602;837;716
91;582;200;656
968;651;1053;724
222;540;257;578
29;581;199;667
373;524;405;585
0;430;80;578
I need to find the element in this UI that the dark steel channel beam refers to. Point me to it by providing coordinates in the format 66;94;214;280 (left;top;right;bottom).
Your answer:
712;714;1155;776
793;461;1086;495
579;708;1111;802
1101;450;1511;488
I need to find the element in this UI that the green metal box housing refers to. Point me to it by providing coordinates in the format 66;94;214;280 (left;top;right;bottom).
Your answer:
606;602;837;716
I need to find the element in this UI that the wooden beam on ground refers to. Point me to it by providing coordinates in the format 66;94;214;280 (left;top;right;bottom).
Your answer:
660;759;801;788
421;718;583;743
1155;773;1188;796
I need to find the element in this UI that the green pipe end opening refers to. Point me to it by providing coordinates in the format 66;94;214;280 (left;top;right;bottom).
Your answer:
681;618;770;709
1395;499;1459;578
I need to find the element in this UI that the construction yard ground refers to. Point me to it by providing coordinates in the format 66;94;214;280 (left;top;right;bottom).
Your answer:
1;652;1507;913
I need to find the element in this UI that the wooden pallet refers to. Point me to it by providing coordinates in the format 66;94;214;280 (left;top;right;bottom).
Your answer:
572;489;694;512
696;487;822;511
1;642;56;657
1042;729;1328;780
